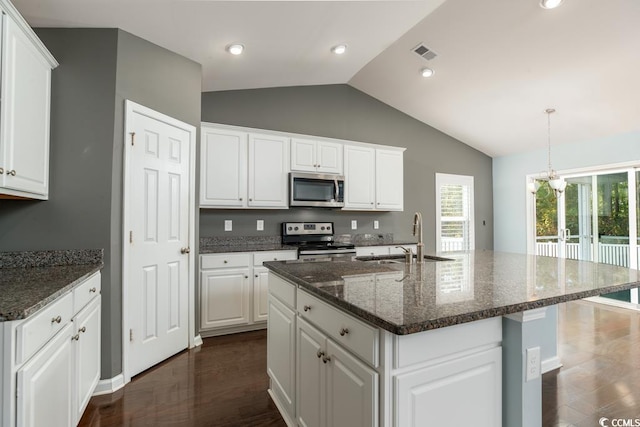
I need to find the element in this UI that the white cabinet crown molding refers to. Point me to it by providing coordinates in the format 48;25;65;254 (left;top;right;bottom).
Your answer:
0;0;58;68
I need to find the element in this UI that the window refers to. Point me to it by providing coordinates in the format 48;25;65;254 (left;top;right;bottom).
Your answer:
436;173;475;252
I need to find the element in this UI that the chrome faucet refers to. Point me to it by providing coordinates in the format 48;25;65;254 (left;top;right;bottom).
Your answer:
395;246;413;263
413;212;424;264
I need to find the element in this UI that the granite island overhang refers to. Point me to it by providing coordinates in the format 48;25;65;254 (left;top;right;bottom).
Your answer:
263;250;640;427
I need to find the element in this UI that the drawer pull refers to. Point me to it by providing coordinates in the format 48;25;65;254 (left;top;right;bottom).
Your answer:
255;274;258;278
72;334;80;341
316;350;325;359
79;326;86;334
244;275;249;279
303;305;311;312
273;258;278;261
8;169;16;176
224;260;228;264
339;327;349;336
89;287;97;293
51;315;62;324
322;355;331;364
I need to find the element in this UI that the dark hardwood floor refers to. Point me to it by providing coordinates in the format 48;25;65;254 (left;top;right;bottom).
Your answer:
79;300;640;427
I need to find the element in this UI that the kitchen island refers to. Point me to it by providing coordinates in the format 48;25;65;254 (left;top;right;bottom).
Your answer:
263;250;640;427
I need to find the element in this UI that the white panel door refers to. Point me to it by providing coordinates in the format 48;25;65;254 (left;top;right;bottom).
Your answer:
127;107;191;377
344;145;375;210
73;295;101;424
0;15;51;196
200;269;251;329
200;127;247;207
375;149;404;211
291;138;317;172
248;133;289;207
325;339;378;427
16;323;73;427
297;318;325;427
316;141;343;174
253;266;270;323
267;296;297;420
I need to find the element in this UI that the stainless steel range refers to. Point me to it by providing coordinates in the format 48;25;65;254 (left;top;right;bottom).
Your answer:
282;222;356;261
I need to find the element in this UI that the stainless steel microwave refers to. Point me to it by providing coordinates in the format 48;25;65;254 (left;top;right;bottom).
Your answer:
290;172;345;208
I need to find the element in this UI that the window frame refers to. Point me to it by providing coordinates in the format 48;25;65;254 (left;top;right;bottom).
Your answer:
435;173;475;252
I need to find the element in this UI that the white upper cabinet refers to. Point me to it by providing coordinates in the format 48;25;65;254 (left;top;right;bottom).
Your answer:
248;133;289;208
0;0;58;199
291;138;343;174
200;124;289;209
344;144;405;211
200;127;247;207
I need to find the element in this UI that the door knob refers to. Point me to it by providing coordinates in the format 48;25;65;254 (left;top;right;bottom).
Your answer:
180;247;190;254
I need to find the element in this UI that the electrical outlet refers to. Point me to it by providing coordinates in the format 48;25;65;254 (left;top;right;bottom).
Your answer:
224;220;232;232
351;220;358;230
526;347;541;381
257;220;264;231
373;220;379;230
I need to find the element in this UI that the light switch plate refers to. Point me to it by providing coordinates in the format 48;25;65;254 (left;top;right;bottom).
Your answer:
373;220;379;230
257;220;264;231
351;220;357;230
224;220;232;232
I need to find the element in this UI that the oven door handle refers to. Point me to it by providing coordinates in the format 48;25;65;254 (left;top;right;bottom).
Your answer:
299;248;356;255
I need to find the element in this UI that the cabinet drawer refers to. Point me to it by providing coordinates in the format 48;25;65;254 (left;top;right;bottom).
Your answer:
73;272;101;313
201;253;251;269
297;289;378;367
268;272;296;308
355;246;389;257
16;291;73;365
253;250;297;266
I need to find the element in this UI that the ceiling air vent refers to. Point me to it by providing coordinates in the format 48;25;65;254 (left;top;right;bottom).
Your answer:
412;43;437;61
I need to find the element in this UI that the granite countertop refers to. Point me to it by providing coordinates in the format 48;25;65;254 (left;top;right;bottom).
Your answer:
264;250;640;335
0;249;103;322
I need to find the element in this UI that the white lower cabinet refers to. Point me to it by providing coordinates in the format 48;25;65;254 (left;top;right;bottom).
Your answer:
16;322;74;427
267;294;296;422
297;318;378;427
200;250;297;336
2;271;102;427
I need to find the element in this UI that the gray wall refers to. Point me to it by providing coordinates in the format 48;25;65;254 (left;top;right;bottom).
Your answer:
0;28;201;379
201;85;494;249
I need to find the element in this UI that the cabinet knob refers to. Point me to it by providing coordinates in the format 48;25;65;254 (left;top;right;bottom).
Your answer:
51;315;62;324
224;260;228;264
245;275;249;279
249;198;253;201
8;170;16;176
89;287;97;293
79;326;87;334
181;247;191;254
0;168;3;174
322;355;331;364
72;334;80;341
255;274;258;278
370;202;374;205
316;349;325;359
339;327;349;336
303;305;311;312
239;197;243;201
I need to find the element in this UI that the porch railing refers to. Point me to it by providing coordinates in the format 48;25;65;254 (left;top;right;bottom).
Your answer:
535;241;631;268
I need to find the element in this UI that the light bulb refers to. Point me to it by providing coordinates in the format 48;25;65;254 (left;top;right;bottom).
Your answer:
331;44;347;55
540;0;564;9
527;181;541;194
421;68;434;78
226;44;244;55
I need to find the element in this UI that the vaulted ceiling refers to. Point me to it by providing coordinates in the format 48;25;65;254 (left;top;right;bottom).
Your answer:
13;0;640;157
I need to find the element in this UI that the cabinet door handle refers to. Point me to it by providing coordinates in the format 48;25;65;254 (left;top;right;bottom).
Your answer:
89;287;97;293
8;170;16;176
316;350;325;359
322;355;331;364
303;305;311;312
79;326;87;333
51;315;62;324
339;327;349;336
181;247;191;254
72;334;80;341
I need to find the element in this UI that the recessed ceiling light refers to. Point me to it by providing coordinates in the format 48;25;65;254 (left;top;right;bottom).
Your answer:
421;68;434;78
540;0;564;9
226;44;244;55
331;44;347;55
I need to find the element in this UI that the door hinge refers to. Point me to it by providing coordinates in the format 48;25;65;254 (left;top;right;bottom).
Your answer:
130;132;135;146
129;230;133;243
130;329;133;342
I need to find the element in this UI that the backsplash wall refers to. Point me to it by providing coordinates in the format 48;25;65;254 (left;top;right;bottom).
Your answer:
200;85;494;251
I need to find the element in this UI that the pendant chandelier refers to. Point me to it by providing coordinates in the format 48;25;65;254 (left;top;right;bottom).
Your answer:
528;108;566;196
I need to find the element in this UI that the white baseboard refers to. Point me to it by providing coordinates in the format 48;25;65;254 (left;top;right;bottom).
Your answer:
192;334;203;348
541;356;562;374
93;374;125;396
